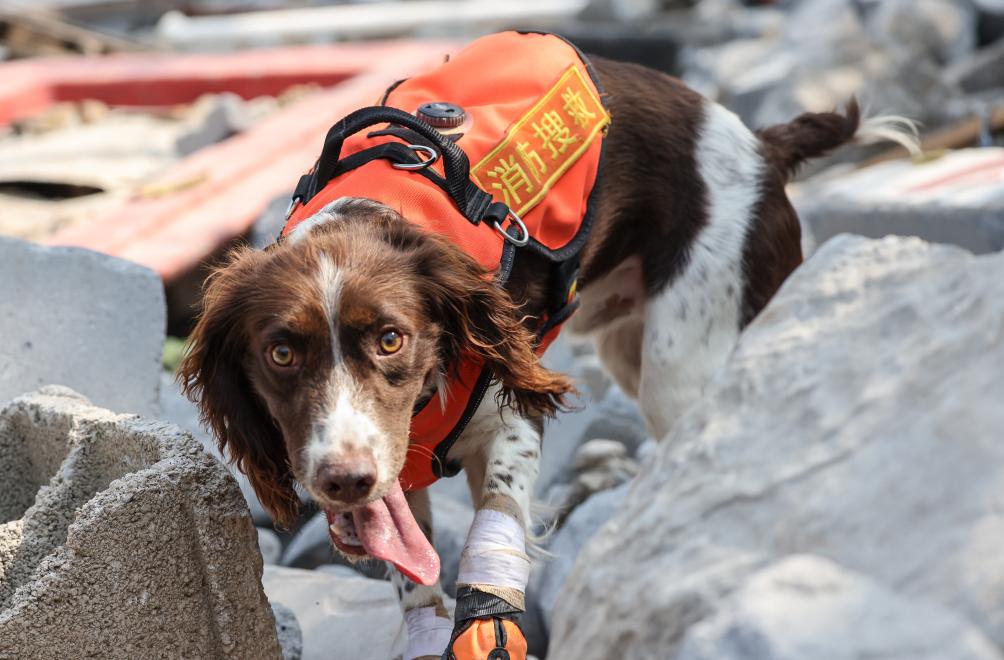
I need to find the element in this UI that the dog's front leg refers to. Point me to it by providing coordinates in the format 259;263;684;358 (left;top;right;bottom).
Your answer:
392;487;454;660
448;399;539;658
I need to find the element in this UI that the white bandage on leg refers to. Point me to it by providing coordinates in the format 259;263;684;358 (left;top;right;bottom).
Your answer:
457;509;530;592
404;606;453;660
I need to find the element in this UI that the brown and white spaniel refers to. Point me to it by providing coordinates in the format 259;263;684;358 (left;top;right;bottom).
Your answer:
179;56;916;659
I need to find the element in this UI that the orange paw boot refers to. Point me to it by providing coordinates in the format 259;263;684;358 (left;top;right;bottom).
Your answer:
443;588;527;660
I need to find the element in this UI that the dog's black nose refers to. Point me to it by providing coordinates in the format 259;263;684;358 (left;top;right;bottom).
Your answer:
317;460;377;503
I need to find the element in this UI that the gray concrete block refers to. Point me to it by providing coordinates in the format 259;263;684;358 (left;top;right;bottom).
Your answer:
261;565;405;660
677;555;1002;660
159;372;274;526
793;149;1004;255
0;386;281;658
943;37;1004;92
271;601;304;660
550;235;1004;659
0;237;165;417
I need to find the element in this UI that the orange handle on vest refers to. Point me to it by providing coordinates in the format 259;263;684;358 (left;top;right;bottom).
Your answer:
447;617;526;660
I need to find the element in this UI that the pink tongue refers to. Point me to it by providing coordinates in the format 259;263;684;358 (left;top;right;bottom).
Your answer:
352;481;440;585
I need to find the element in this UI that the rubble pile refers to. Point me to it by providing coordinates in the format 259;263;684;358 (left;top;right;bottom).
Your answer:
0;92;281;242
0;387;285;657
549;235;1004;659
681;0;1003;134
1;1;1003;659
674;0;1004;256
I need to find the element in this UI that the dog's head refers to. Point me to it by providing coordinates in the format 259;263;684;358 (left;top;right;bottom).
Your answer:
178;198;571;541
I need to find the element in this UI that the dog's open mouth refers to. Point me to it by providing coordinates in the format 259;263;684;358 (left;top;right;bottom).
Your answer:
325;480;440;586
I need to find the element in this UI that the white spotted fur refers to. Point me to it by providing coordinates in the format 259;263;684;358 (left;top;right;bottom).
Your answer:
573;100;763;440
638;101;763;439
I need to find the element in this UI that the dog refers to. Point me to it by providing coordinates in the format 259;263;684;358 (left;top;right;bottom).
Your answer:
179;35;916;659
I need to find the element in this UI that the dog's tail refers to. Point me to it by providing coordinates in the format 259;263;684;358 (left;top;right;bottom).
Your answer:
758;98;920;179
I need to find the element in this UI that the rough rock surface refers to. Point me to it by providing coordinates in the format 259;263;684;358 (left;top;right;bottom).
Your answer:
0;237;165;417
676;555;1003;660
524;483;630;656
258;527;282;565
683;0;974;135
262;565;405;660
271;601;304;660
545;439;638;517
159;371;277;526
0;386;280;658
537;338;649;497
549;235;1004;659
794;149;1004;256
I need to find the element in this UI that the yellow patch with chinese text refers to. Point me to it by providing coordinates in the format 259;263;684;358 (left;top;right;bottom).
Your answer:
471;65;610;217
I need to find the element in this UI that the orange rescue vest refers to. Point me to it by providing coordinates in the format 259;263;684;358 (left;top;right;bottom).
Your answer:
281;31;610;491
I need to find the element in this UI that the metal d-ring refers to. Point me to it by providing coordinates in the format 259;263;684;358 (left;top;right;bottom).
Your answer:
392;144;439;170
493;208;529;247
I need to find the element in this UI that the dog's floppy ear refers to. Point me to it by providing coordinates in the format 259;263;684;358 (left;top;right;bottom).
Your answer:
415;235;575;418
177;248;300;528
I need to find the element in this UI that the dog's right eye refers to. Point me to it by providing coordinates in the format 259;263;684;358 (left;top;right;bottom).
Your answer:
269;344;295;367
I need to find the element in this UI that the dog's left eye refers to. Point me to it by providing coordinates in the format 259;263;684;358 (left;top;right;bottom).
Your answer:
378;330;404;355
269;344;295;367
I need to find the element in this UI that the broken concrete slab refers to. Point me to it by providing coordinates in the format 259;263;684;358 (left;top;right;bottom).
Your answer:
259;527;282;565
524;482;630;657
0;108;182;192
682;0;968;136
0;386;280;658
175;92;256;157
159;372;273;526
261;565;405;660
0;237;165;417
794;148;1004;254
271;601;304;660
676;555;1003;660
550;235;1004;659
866;0;977;65
943;37;1004;92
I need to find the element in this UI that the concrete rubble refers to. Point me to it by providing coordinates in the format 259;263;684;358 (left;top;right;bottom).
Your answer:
0;237;165;417
261;565;406;660
548;235;1004;659
3;2;1004;658
793;147;1004;254
0;386;281;658
271;601;304;660
524;483;630;656
159;372;274;527
676;555;1003;660
680;0;1001;135
0;92;278;242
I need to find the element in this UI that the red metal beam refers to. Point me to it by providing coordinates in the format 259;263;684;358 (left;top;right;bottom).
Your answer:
36;41;454;282
0;41;438;124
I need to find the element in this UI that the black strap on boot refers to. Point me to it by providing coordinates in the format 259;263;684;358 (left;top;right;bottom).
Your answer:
442;586;525;660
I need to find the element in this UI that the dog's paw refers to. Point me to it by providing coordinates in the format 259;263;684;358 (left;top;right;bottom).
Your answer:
444;616;526;660
444;587;526;660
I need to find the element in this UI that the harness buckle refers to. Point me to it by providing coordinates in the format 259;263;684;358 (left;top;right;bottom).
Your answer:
492;207;529;247
392;144;439;170
283;197;298;221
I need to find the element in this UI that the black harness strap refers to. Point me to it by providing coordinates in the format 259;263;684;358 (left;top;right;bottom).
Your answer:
308;106;495;224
